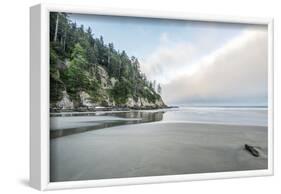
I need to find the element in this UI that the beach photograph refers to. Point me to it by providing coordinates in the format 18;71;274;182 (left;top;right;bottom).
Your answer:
49;12;268;182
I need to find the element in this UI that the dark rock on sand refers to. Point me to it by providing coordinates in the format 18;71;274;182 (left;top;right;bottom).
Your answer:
245;144;260;157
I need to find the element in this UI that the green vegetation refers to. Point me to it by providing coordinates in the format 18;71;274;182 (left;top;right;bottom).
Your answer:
50;12;164;110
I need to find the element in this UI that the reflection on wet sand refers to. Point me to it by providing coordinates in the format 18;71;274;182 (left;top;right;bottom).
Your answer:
50;111;165;138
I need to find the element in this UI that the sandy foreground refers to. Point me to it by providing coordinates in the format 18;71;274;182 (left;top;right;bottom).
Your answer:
50;122;267;182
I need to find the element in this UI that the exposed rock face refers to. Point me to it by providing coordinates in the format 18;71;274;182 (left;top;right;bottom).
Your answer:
126;97;136;107
53;90;165;111
97;66;109;88
105;98;115;107
79;90;117;109
140;98;150;107
140;98;165;108
155;98;165;107
79;91;96;109
51;64;166;111
110;77;117;87
56;91;74;110
125;97;165;109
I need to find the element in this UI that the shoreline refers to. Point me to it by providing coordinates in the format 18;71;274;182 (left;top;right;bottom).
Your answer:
50;108;267;139
50;106;177;116
50;105;267;115
50;105;178;114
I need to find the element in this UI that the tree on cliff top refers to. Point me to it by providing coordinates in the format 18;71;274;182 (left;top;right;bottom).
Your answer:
49;12;164;106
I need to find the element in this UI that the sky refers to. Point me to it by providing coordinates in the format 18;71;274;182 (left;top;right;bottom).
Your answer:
69;13;268;106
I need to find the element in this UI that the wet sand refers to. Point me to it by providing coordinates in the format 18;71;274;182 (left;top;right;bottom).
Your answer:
50;122;267;182
50;116;141;130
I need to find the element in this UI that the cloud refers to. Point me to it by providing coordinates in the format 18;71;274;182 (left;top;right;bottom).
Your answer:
143;28;268;105
140;33;200;84
163;29;268;105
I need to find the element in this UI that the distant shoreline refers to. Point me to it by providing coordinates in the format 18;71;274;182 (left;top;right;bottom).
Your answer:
179;105;268;108
50;105;178;114
50;105;268;114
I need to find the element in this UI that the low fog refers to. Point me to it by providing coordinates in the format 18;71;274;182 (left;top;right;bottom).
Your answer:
142;27;268;106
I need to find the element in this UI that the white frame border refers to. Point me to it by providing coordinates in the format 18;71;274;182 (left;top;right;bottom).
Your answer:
30;3;274;191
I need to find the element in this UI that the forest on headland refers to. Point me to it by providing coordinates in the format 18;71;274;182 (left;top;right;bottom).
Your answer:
50;12;166;112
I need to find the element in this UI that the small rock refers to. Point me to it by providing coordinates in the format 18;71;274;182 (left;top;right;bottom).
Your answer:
245;144;259;157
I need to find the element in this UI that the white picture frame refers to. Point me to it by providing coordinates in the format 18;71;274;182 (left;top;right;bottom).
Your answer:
30;3;274;191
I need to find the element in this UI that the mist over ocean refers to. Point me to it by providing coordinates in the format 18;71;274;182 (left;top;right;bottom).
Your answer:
162;106;268;127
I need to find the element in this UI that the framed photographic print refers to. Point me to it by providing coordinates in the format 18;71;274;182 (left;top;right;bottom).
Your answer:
30;3;274;190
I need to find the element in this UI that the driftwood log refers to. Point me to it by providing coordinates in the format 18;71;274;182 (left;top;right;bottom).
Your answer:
245;144;259;157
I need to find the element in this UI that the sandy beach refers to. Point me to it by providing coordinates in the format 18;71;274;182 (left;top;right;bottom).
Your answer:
50;122;267;182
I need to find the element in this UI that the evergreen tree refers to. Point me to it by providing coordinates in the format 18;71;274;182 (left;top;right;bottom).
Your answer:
49;12;165;107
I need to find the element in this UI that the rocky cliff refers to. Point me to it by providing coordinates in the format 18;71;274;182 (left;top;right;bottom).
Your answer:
50;64;166;112
49;12;167;112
